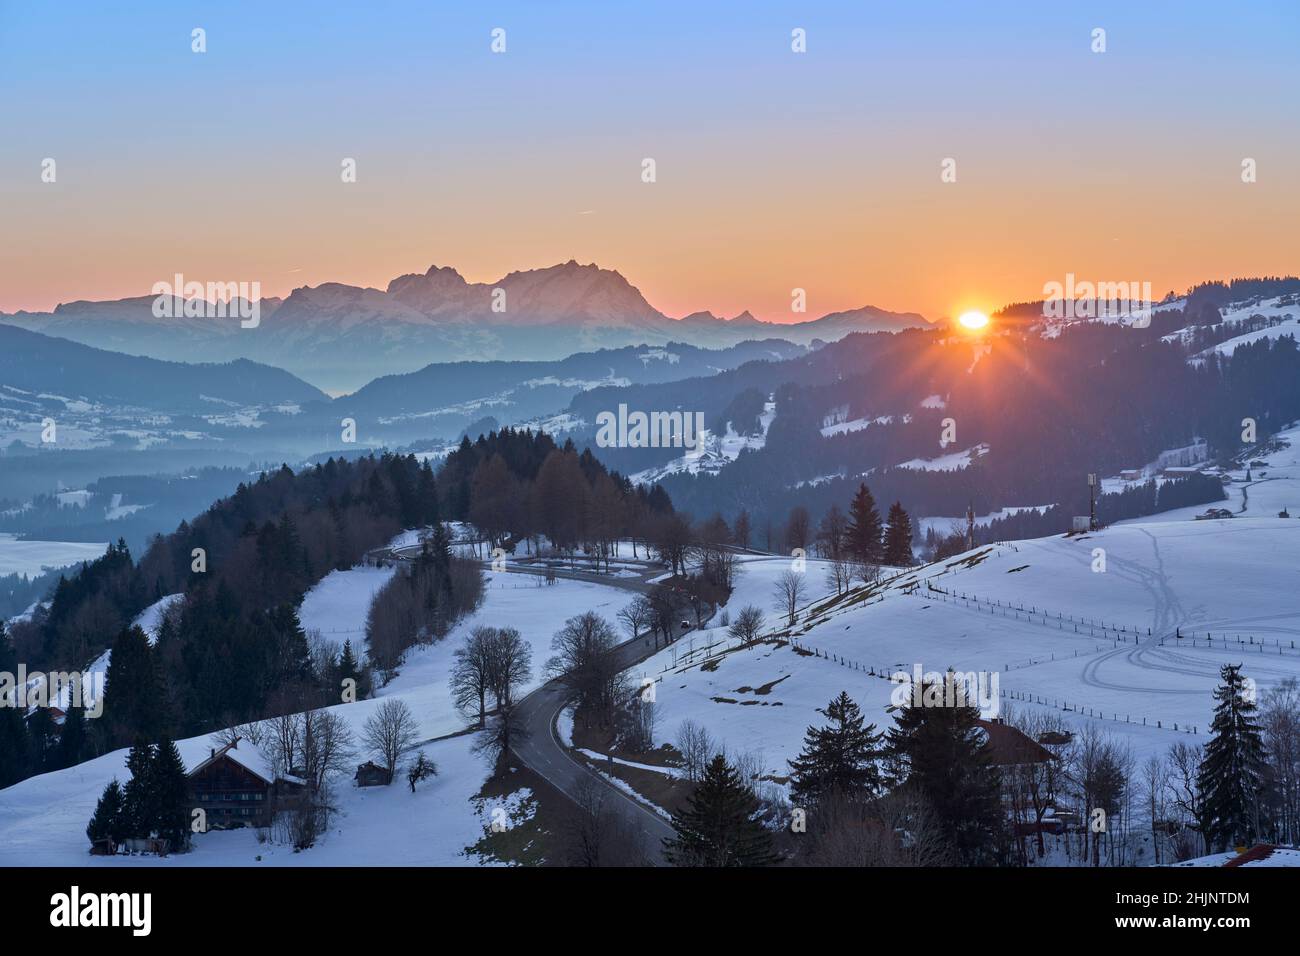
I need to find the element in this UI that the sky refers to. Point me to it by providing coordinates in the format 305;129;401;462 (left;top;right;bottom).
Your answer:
1;1;1297;322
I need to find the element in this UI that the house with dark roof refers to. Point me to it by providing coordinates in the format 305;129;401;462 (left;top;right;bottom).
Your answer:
186;737;306;829
977;719;1069;838
975;719;1057;768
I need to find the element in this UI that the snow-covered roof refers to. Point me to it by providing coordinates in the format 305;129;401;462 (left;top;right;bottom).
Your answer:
186;737;277;785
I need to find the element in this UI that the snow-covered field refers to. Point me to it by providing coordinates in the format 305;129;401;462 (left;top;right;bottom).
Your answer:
298;565;397;642
0;533;108;577
9;497;1300;865
633;520;1300;792
898;442;989;472
0;565;633;866
0;730;502;867
379;572;638;739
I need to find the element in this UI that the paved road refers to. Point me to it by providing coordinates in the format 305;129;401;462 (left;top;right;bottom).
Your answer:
373;543;682;861
513;630;678;865
502;564;677;864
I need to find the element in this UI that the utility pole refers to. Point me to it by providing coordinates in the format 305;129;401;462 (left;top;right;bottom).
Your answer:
1088;473;1098;531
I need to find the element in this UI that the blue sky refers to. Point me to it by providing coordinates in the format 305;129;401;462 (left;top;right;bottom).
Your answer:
2;1;1296;318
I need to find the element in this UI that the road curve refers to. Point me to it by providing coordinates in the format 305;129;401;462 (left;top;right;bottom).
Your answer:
488;561;681;868
512;633;678;865
372;544;681;861
502;565;677;864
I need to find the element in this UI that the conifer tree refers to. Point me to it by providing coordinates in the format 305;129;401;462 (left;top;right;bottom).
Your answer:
1198;664;1267;851
122;741;157;839
846;483;883;564
417;462;440;526
56;703;88;769
665;755;778;866
270;604;312;684
102;625;162;747
0;706;29;789
882;501;914;567
0;623;31;787
153;736;192;851
886;677;1004;865
338;639;370;698
86;779;126;850
788;691;884;806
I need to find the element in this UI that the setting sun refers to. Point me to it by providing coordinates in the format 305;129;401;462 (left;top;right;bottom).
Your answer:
957;310;990;331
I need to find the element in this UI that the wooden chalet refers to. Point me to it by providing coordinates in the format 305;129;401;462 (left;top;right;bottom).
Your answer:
975;719;1057;768
187;737;306;829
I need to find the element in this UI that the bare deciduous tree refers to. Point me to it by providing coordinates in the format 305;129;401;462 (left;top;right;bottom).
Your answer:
647;584;686;648
486;626;532;711
564;776;651;866
362;698;418;780
1071;725;1132;866
799;789;949;867
472;699;529;766
825;556;853;596
675;719;713;782
733;509;752;550
728;605;765;644
852;560;881;587
450;627;494;728
407;752;438;792
1005;707;1071;862
299;708;356;793
1262;677;1300;845
1168;739;1210;858
547;612;625;727
620;692;657;752
730;747;766;799
618;596;653;644
784;506;811;553
1142;752;1171;864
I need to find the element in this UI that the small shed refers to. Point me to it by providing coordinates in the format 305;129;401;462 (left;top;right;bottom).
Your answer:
355;761;392;787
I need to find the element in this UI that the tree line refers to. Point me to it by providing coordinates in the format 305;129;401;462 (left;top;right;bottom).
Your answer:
661;662;1300;866
0;453;474;789
439;427;673;566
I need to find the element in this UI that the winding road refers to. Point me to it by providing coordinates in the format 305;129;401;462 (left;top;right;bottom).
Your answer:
373;541;680;863
502;563;678;864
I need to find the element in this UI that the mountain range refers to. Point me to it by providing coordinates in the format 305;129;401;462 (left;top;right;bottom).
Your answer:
0;324;325;414
0;261;928;394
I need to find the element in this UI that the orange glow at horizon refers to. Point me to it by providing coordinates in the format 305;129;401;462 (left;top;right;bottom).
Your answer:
957;310;991;332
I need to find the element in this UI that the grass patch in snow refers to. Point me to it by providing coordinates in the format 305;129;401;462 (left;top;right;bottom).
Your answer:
465;759;549;866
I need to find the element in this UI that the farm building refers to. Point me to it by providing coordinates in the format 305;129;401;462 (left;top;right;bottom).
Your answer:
354;761;393;787
186;737;307;829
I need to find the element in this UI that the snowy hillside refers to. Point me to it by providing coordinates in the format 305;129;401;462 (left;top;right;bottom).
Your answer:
629;399;776;484
1198;296;1300;357
630;519;1300;792
0;571;635;865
